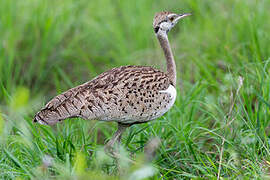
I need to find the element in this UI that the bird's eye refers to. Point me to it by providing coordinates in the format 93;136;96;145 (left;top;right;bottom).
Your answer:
169;17;175;21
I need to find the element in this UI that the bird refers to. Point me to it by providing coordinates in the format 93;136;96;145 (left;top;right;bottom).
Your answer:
33;11;191;155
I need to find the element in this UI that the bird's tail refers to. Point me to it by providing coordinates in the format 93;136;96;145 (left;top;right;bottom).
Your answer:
33;108;65;125
33;94;80;125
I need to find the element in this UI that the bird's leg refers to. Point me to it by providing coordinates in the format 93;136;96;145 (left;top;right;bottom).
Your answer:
116;132;123;156
104;123;129;157
117;132;123;144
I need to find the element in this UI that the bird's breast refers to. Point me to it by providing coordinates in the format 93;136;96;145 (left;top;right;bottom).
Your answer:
158;84;177;111
95;84;177;124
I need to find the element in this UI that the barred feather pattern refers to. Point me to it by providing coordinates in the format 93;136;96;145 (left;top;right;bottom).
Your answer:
34;65;176;125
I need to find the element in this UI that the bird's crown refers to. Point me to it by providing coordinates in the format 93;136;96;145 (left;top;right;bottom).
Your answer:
153;11;173;28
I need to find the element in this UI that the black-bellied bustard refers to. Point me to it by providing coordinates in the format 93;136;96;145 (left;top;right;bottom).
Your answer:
34;12;191;154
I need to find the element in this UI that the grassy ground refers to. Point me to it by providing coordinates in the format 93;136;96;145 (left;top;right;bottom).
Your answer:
1;0;270;179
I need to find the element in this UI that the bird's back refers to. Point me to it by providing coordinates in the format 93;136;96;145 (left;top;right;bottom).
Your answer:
34;65;176;125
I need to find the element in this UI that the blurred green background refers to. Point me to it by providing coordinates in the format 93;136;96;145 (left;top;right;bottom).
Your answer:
1;0;270;179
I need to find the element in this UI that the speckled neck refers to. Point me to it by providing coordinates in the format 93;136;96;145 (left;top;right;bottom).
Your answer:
157;31;176;87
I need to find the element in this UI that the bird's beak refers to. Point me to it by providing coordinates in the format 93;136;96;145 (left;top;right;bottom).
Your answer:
175;13;192;22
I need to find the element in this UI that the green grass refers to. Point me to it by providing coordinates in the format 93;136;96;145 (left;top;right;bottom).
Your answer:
1;0;270;179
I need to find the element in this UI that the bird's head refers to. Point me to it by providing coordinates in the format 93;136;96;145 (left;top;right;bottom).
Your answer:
153;12;191;35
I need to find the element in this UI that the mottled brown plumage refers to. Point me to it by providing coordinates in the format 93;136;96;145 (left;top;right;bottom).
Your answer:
34;65;172;125
153;11;172;29
34;11;191;155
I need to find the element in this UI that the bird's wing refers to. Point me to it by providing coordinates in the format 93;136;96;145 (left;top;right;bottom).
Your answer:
34;65;171;125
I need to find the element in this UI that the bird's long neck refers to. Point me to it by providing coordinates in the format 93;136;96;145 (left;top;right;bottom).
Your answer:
157;32;176;86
